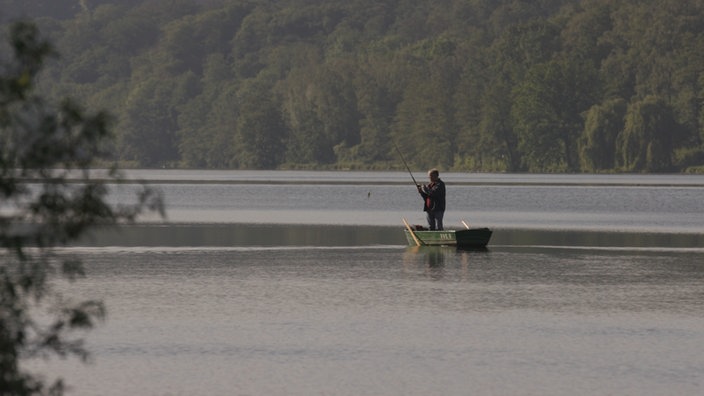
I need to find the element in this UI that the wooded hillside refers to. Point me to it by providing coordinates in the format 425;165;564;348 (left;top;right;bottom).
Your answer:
3;0;704;172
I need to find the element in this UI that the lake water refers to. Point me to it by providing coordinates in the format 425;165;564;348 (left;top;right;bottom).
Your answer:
31;171;704;395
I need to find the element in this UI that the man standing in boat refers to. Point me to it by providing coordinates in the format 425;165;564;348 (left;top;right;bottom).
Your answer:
417;168;446;231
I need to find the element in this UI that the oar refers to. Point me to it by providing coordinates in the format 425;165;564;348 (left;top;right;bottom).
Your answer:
403;217;424;246
461;220;470;229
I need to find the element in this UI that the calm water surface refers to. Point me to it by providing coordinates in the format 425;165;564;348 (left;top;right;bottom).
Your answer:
31;171;704;395
106;170;704;232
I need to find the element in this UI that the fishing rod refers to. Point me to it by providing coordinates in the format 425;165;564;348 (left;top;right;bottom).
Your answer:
392;139;419;187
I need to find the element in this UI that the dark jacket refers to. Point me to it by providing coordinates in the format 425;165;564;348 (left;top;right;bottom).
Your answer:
418;178;446;212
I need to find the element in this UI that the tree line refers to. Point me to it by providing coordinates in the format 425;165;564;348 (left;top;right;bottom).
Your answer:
3;0;704;172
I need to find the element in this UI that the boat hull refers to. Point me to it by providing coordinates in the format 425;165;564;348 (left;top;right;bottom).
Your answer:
404;228;492;248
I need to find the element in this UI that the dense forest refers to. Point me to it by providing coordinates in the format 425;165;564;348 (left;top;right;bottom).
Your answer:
2;0;704;172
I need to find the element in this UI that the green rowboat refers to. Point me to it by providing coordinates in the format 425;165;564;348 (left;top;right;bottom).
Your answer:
403;227;492;248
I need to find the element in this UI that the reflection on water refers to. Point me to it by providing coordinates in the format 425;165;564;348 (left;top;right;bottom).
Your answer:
106;172;704;232
494;228;704;249
39;234;704;396
81;223;404;247
40;171;704;395
80;223;704;250
405;246;450;266
403;246;487;281
404;245;487;272
404;246;449;280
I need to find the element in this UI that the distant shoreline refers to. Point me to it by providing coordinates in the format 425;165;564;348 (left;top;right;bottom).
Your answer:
17;169;704;187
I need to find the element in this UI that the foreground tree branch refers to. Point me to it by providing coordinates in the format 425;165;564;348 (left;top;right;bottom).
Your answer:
1;21;164;395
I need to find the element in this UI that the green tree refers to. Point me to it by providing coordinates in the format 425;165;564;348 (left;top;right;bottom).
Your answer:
352;68;396;164
158;3;248;76
454;41;501;171
473;17;564;172
390;35;461;170
280;61;360;166
560;0;614;65
512;57;597;171
1;21;162;395
10;0;704;172
393;77;455;170
579;98;627;171
177;53;233;168
617;95;679;171
477;79;519;171
232;73;286;169
120;73;196;167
